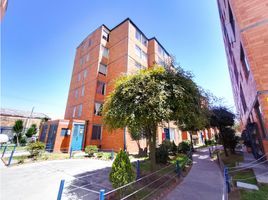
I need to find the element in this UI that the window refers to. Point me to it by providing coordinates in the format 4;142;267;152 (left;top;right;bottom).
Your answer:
75;89;79;99
91;125;102;140
83;69;87;79
94;102;103;116
96;81;106;95
135;29;147;46
86;53;90;62
102;30;109;41
169;128;175;141
240;85;247;113
141;51;147;61
79;58;83;66
99;63;107;75
135;30;141;41
72;106;76;118
61;128;68;136
135;61;145;70
101;45;109;57
77;104;83;117
78;73;81;81
158;45;164;56
135;45;147;61
228;2;235;38
135;45;141;57
81;85;85;96
240;44;250;75
88;39;92;47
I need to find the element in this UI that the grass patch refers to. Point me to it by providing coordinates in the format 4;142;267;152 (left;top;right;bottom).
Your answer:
240;184;268;200
220;151;244;168
0;145;27;153
232;169;257;185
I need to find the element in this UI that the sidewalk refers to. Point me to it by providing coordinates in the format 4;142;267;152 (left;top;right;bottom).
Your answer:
164;148;224;200
242;151;268;184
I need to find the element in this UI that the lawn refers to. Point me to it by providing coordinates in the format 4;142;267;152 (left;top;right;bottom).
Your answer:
218;150;267;200
240;184;268;200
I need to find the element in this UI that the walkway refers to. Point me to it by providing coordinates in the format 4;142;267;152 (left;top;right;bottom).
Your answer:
164;148;224;200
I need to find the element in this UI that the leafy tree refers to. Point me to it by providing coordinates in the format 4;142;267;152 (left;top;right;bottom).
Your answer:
210;106;236;156
27;141;45;159
12;120;24;146
103;66;203;170
26;124;37;138
109;150;134;188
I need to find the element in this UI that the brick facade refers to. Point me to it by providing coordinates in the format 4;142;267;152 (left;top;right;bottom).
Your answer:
42;18;217;153
217;0;268;158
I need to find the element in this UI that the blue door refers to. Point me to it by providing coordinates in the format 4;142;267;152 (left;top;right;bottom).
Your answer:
164;128;170;140
71;124;85;151
46;124;58;152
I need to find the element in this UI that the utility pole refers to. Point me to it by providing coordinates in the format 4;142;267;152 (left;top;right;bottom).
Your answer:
24;107;34;134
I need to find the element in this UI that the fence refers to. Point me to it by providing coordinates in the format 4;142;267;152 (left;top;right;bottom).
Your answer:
1;144;17;166
57;156;191;200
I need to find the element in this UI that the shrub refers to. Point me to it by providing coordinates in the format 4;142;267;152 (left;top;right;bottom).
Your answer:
178;141;191;154
102;152;112;160
85;145;98;157
156;144;169;164
171;141;177;155
96;152;103;158
27;141;45;158
109;150;134;188
20;136;27;146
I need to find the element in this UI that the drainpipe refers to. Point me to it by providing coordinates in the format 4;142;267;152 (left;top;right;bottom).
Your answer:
124;127;127;151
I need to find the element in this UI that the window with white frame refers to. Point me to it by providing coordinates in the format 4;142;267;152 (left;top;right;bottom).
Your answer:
78;73;81;81
135;45;147;61
94;102;103;116
101;45;109;57
135;29;147;46
81;85;85;96
83;69;87;79
169;128;175;141
77;104;83;117
135;61;145;70
141;51;147;61
99;63;107;75
102;30;109;41
75;89;79;99
79;57;83;66
72;106;76;118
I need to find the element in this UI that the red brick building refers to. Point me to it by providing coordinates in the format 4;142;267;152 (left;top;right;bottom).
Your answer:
40;18;216;153
217;0;268;158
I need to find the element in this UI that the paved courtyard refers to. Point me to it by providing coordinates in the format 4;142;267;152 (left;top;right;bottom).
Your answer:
0;159;113;200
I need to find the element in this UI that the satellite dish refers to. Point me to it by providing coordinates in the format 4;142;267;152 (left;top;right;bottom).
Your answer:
0;134;9;143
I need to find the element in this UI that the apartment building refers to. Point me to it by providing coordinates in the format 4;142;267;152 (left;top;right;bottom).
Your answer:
40;18;216;153
217;0;268;158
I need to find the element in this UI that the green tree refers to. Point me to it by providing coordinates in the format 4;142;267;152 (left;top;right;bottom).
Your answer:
109;150;134;188
210;106;236;156
26;124;37;138
103;66;203;170
12;120;24;146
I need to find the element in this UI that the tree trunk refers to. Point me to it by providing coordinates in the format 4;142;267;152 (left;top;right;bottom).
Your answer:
223;143;228;157
148;125;157;171
189;131;194;152
16;133;20;147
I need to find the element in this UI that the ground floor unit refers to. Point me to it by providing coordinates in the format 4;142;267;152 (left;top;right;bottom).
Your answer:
39;119;218;154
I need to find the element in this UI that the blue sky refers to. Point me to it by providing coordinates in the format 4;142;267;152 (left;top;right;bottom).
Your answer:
1;0;234;119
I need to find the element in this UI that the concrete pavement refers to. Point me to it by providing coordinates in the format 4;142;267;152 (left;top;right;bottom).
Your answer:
0;159;113;200
164;148;224;200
